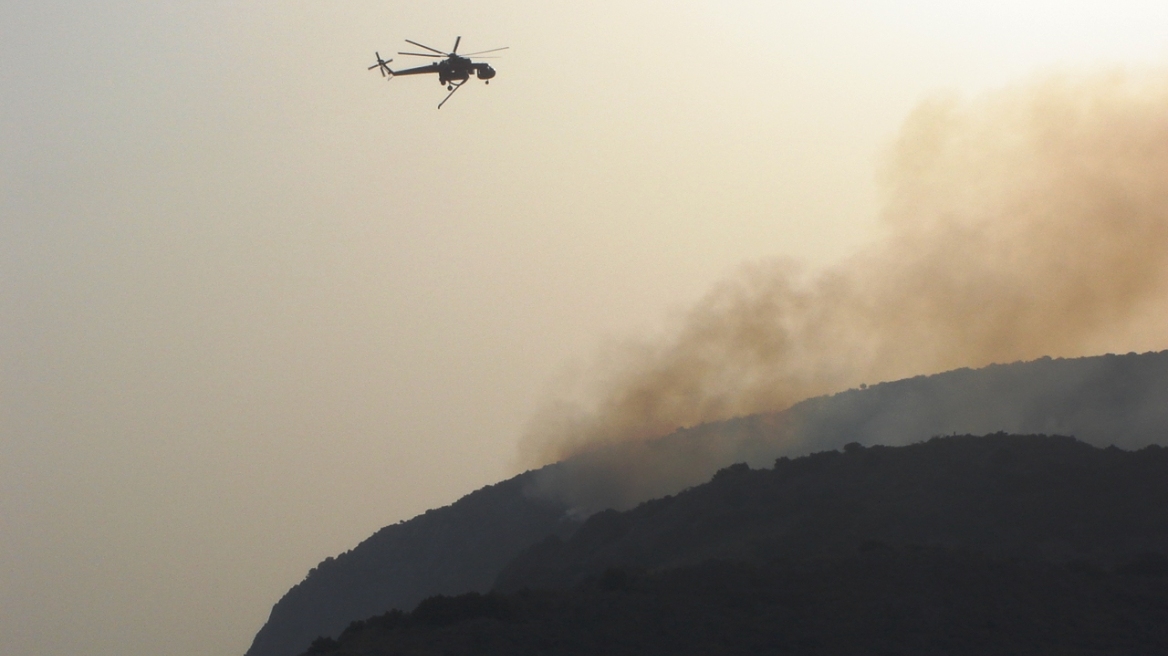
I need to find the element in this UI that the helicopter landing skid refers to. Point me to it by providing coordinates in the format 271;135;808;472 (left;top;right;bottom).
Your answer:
438;80;467;109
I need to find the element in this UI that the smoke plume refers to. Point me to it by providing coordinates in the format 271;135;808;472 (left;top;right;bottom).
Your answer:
521;70;1168;500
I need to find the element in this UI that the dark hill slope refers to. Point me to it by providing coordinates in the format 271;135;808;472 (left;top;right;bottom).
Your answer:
302;434;1168;656
301;550;1168;656
498;434;1168;592
248;351;1168;656
244;473;574;656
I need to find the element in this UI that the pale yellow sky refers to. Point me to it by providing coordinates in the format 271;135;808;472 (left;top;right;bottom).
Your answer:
4;2;1168;655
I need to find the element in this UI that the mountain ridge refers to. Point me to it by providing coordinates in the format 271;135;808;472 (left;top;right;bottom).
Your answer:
498;433;1168;592
301;433;1168;655
247;350;1168;656
244;472;575;656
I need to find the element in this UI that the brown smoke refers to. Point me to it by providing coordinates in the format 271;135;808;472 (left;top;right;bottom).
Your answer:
521;70;1168;475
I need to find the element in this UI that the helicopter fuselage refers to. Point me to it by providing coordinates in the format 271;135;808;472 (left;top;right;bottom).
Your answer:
437;55;495;85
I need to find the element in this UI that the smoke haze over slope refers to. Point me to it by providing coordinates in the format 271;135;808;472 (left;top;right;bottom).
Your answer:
521;71;1168;471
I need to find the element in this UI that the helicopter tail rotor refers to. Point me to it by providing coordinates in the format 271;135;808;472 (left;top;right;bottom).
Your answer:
367;52;394;78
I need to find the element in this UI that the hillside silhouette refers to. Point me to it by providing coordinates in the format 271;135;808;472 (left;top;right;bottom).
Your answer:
248;351;1168;656
498;434;1168;591
301;434;1168;655
244;474;574;656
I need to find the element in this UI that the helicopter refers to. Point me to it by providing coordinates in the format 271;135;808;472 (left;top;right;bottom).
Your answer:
368;37;508;109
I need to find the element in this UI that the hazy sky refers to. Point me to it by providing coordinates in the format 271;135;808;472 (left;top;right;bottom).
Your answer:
5;2;1168;656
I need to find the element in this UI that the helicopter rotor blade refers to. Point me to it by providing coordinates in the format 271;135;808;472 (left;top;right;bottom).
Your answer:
398;51;444;58
463;46;509;56
404;39;446;55
452;36;461;54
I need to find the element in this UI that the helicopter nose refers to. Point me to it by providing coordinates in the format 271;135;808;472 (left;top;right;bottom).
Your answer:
476;65;496;80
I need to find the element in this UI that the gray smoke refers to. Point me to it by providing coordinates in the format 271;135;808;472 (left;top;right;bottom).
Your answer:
521;70;1168;510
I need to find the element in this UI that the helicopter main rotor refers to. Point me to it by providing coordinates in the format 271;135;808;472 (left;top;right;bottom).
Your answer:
397;37;508;60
